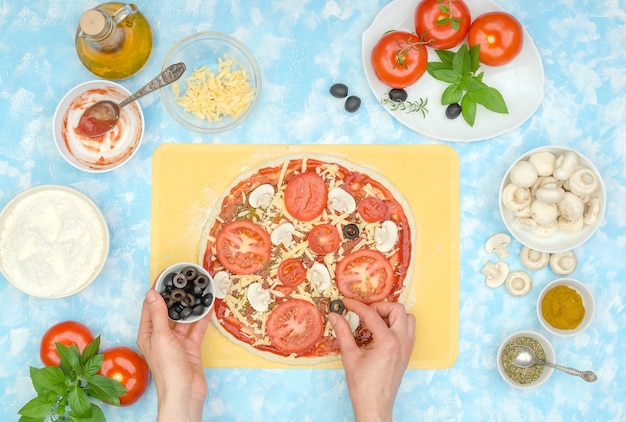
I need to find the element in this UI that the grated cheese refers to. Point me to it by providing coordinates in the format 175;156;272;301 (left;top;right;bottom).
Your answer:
173;55;255;122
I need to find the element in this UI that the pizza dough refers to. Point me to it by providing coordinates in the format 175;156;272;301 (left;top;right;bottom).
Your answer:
198;154;416;365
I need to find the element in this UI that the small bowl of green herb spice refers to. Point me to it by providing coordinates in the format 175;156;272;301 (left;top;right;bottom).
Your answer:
497;330;555;389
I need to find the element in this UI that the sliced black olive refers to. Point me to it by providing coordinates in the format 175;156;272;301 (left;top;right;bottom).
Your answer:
168;307;181;321
181;266;198;281
170;288;187;302
344;95;361;113
330;299;346;314
163;294;173;308
202;293;214;307
173;273;188;288
164;272;176;288
342;223;360;240
194;275;209;289
193;285;205;295
446;103;462;119
389;88;408;102
180;306;194;320
183;293;196;307
192;304;205;316
330;83;349;98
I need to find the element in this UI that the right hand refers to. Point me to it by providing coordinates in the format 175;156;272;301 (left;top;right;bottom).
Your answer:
328;298;416;422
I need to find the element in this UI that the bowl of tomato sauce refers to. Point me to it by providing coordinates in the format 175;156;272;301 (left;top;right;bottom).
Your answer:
53;80;144;172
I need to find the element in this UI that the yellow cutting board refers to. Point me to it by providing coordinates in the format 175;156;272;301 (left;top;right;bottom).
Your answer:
150;144;460;369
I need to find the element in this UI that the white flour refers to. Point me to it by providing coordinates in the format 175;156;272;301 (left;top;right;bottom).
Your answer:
0;188;107;297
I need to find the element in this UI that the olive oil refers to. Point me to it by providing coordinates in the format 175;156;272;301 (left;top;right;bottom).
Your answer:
75;2;153;80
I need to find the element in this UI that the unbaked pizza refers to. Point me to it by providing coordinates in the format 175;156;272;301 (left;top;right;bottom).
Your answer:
199;155;415;365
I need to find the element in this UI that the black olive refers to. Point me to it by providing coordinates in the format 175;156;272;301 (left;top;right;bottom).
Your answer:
170;288;187;302
164;272;176;288
329;299;346;314
163;294;173;308
173;273;188;288
183;293;195;307
168;308;181;320
192;304;205;316
330;83;349;98
344;95;361;113
202;293;214;307
389;88;408;102
446;103;462;119
181;266;198;281
193;285;204;295
342;223;360;240
194;275;209;289
180;306;194;320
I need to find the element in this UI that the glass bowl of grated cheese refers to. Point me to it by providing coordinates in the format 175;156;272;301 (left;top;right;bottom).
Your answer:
160;31;261;133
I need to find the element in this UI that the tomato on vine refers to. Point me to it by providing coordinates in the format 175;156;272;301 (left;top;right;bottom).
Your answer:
468;11;524;66
371;30;429;89
414;0;471;49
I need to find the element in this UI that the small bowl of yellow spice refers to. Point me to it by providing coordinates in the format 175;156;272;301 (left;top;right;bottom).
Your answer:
537;278;595;336
160;31;261;133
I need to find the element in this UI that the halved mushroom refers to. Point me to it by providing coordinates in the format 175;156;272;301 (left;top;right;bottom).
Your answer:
484;233;511;259
505;271;532;296
519;246;549;270
549;250;577;275
481;261;509;288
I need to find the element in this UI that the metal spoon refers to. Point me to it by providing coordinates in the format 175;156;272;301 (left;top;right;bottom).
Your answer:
77;62;186;137
513;344;597;382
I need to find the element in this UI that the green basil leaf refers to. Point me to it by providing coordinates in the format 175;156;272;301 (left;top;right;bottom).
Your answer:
29;366;67;396
438;4;450;13
450;19;461;31
83;354;104;377
72;404;106;422
441;84;463;105
69;386;92;418
452;44;471;76
17;396;52;419
57;343;81;371
469;44;481;72
437;17;450;26
461;94;477;127
426;62;451;79
84;374;127;406
473;87;509;114
81;336;101;366
430;69;459;83
460;75;487;92
475;71;484;82
435;49;455;66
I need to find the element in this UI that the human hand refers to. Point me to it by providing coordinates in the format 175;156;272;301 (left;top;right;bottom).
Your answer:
136;289;210;422
328;298;416;422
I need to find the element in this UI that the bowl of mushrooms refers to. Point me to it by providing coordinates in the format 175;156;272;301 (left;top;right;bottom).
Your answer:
499;146;605;253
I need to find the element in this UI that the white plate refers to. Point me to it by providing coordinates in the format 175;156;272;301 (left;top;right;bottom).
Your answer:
362;0;544;142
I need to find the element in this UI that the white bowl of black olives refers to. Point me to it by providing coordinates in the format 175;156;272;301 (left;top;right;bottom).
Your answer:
154;262;215;323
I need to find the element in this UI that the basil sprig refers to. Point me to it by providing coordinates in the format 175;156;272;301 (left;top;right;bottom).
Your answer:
427;44;508;126
18;336;127;422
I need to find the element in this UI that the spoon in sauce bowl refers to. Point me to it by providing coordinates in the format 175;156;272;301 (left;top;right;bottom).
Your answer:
77;62;186;137
513;344;597;382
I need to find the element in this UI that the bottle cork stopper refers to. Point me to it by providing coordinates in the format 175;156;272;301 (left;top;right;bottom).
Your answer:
80;10;106;36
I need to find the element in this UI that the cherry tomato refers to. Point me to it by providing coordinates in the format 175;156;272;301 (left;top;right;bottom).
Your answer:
40;321;94;367
283;172;328;221
371;30;428;89
99;346;150;406
357;197;388;223
216;220;271;275
277;258;307;288
468;11;524;66
414;0;471;49
336;249;394;304
267;299;324;354
307;223;340;255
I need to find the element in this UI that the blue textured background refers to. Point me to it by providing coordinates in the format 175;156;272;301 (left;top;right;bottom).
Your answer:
1;0;625;421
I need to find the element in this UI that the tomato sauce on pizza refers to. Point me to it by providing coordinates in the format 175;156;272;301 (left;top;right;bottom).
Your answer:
200;156;414;363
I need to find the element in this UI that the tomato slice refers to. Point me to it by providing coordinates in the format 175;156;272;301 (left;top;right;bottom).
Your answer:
277;258;307;288
414;0;471;49
336;249;395;304
40;321;94;367
357;197;388;223
283;172;328;221
215;220;271;275
468;11;524;66
267;299;324;354
99;346;150;406
371;31;429;89
307;223;340;255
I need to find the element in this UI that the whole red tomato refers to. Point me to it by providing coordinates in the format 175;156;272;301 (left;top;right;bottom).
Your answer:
468;11;524;66
99;346;150;406
415;0;471;49
40;321;94;366
371;31;428;89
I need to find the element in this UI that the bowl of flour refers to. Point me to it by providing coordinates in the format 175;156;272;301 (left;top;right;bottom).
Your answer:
0;185;109;298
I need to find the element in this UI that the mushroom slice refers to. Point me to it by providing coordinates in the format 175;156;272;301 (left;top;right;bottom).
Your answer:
519;246;549;270
484;233;511;259
505;271;532;296
327;188;357;214
481;261;509;288
549;250;577;275
270;222;296;248
248;184;275;209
